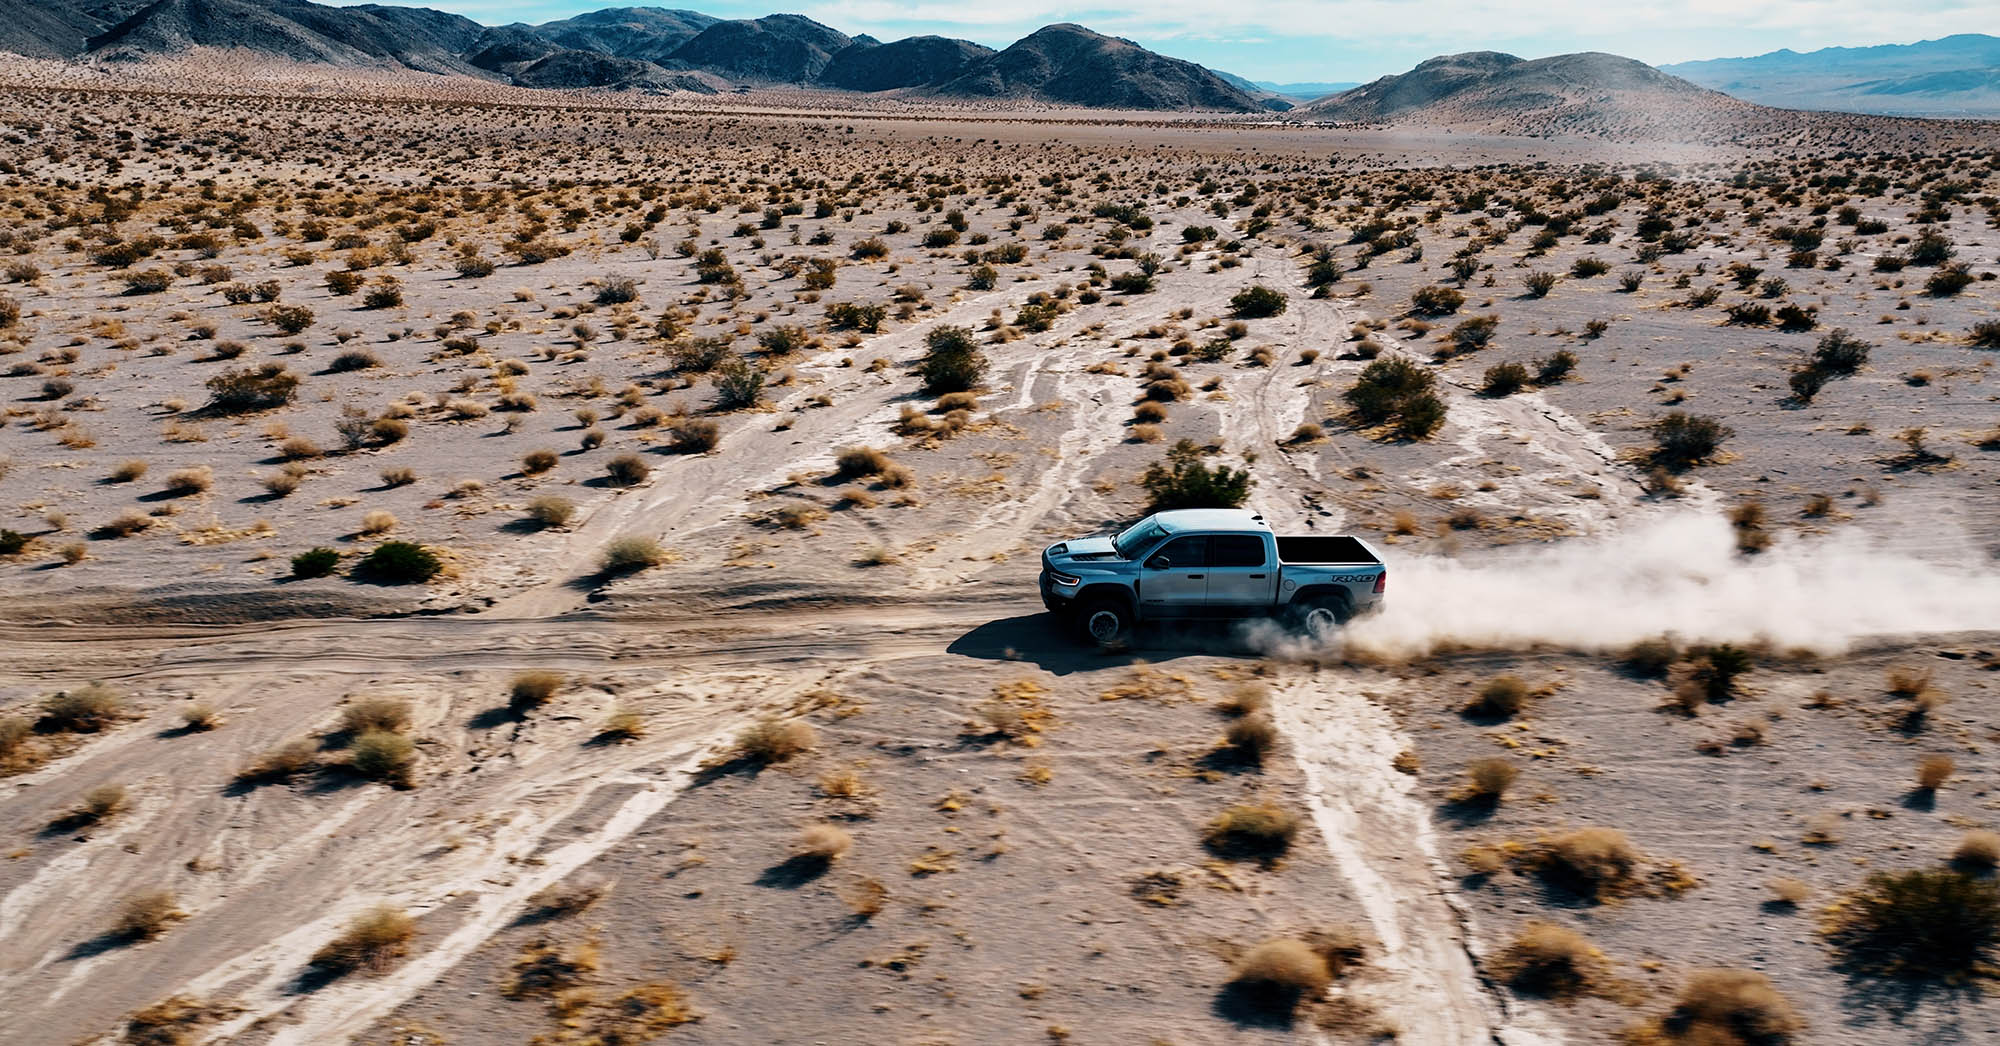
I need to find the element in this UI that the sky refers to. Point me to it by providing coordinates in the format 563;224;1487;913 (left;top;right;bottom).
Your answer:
360;0;2000;83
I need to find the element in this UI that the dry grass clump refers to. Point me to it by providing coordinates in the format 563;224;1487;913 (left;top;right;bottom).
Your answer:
340;696;411;735
604;453;651;486
520;448;558;475
833;445;893;479
161;466;213;497
349;730;414;786
736;718;817;764
42;683;126;732
1457;757;1518;802
1621;636;1679;677
121;995;244;1046
1203;801;1300;861
509;670;563;711
1464;674;1530;719
795;824;854;861
1886;664;1934;698
1630;969;1801;1045
1915;754;1955;791
1222;712;1279;765
108;459;149;483
526;495;575;528
236;738;318;784
1826;867;2000;977
600;535;667;572
310;905;416;976
522;878;612;921
1531;827;1643;900
1218;683;1270;716
112;889;186;941
1494;921;1611;999
1767;877;1812;907
1952;831;2000;870
70;783;129;824
505;936;600;999
1225;938;1331;1015
357;510;397;537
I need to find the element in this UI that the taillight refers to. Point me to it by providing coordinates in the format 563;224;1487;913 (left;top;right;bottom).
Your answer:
1373;571;1387;594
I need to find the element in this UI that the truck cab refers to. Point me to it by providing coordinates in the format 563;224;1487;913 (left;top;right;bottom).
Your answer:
1039;509;1386;646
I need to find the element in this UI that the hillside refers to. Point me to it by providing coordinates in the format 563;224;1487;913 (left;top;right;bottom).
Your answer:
1663;34;2000;117
818;35;994;92
659;13;851;83
533;6;718;63
87;0;484;74
1296;50;1765;140
927;23;1261;111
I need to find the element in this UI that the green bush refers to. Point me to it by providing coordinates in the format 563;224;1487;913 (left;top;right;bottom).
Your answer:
825;301;886;332
1535;350;1577;384
1649;412;1734;470
1229;285;1288;318
1344;356;1448;439
356;542;441;584
1812;329;1871;374
1926;265;1974;297
916;325;986;394
601;536;666;573
1482;362;1529;397
350;730;414;784
713;357;764;409
291;547;340;579
1409;284;1465;315
1140;439;1252;513
1831;868;2000;977
1522;271;1559;298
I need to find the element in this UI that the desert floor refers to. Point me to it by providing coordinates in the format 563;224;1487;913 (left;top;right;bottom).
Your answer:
1;71;1998;1046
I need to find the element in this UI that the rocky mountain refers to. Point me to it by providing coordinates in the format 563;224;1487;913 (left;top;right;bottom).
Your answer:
926;23;1261;111
660;13;852;83
533;7;718;63
1661;34;2000;117
1295;51;1755;139
818;35;993;93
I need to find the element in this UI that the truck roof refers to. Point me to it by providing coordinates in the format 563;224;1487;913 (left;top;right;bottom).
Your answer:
1151;508;1271;534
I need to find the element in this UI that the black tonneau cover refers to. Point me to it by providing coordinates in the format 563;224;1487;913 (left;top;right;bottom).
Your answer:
1275;535;1377;565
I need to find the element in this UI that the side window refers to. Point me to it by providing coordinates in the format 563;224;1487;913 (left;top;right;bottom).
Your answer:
1212;535;1267;568
1151;536;1209;569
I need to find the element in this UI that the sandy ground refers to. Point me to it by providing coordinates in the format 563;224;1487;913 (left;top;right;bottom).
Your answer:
0;76;1997;1045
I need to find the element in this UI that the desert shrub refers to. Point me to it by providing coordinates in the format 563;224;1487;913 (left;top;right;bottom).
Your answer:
1535;350;1577;384
519;448;558;476
796;824;853;862
111;889;186;942
122;269;173;294
1811;329;1870;374
1725;302;1771;325
1140;439;1252;512
526;496;575;528
341;697;411;736
1926;264;1974;297
1203;801;1299;860
510;671;563;711
1522;271;1559;298
600;536;666;573
825;301;886;331
1226;939;1331;1014
1650;412;1733;470
1466;675;1530;718
291;547;340;579
1463;757;1518;799
361;277;403;309
667;417;720;453
1344;355;1447;438
355;541;441;584
1229;284;1288;318
1953;831;2000;870
1669;644;1754;710
1909;228;1955;265
1571;256;1611;278
1447;314;1499;351
1787;366;1828;403
0;529;27;556
1536;827;1640;899
236;738;318;783
1829;867;2000;977
1653;968;1801;1045
205;364;299;412
266;304;315;334
327;349;378;372
1481;361;1529;397
1622;636;1678;677
0;293;17;328
850;237;889;260
1916;754;1955;791
349;729;414;784
43;684;124;732
1774;304;1817;332
593;277;638;305
713;356;764;409
1497;922;1607;998
73;783;127;823
916;325;986;394
161;466;212;497
604;453;650;486
1224;713;1279;764
1220;683;1271;716
1970;320;2000;349
737;718;816;763
181;704;221;731
310;906;415;975
1409;284;1465;315
834;445;892;480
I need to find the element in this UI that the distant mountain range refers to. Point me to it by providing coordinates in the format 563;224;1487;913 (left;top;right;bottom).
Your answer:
0;4;1996;126
1662;34;2000;117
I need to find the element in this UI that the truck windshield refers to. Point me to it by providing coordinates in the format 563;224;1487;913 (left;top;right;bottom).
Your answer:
1111;518;1165;559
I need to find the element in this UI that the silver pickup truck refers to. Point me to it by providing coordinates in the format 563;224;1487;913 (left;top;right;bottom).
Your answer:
1038;508;1387;646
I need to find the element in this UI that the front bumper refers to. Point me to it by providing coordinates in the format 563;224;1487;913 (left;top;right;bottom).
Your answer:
1039;568;1080;614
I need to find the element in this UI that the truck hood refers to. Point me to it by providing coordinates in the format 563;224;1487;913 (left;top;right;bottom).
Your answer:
1044;535;1119;565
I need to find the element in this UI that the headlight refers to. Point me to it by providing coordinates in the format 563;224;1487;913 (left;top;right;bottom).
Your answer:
1047;570;1080;587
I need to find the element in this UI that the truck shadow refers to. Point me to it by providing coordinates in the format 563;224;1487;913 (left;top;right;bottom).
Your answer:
947;613;1264;675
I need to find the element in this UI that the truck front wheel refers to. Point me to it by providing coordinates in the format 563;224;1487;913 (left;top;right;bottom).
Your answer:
1077;598;1132;647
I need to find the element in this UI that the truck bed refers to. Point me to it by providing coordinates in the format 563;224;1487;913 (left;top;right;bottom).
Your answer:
1275;535;1379;565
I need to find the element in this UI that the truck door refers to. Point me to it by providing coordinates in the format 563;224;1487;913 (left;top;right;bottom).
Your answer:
1205;534;1276;611
1139;535;1209;616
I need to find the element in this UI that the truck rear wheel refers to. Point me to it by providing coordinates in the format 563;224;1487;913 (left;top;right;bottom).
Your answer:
1292;595;1351;639
1077;598;1132;647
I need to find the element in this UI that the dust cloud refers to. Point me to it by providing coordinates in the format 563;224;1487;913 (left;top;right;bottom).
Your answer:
1306;511;2000;659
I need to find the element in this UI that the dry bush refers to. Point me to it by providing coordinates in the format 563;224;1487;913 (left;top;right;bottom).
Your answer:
509;671;563;711
121;995;243;1046
1219;683;1270;716
1886;665;1933;698
43;683;126;732
604;453;650;486
1952;831;2000;870
1534;827;1641;900
736;718;816;763
112;889;186;941
1916;754;1955;791
669;417;719;452
1203;802;1300;860
71;783;128;824
380;466;415;487
522;878;612;921
1827;868;2000;977
180;703;221;731
236;738;318;783
1767;877;1812;907
600;535;666;572
108;459;149;483
310;906;416;975
1648;969;1802;1045
521;448;558;475
795;824;853;861
1622;636;1679;677
1462;757;1518;800
161;467;213;497
842;877;888;918
527;496;575;527
1495;922;1609;998
1465;675;1530;719
341;697;411;735
358;510;396;537
349;730;414;785
1223;713;1279;764
600;706;645;741
1226;939;1331;1015
833;445;892;479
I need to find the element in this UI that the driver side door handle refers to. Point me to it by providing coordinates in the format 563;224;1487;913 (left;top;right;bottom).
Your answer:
1186;574;1204;579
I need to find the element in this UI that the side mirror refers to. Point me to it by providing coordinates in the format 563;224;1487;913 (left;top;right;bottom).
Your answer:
1145;555;1171;570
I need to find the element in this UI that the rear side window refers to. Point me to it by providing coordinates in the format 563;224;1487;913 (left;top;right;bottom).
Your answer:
1212;535;1266;568
1151;536;1210;568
